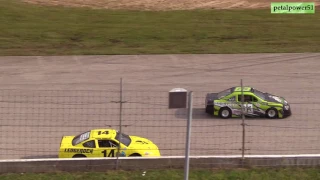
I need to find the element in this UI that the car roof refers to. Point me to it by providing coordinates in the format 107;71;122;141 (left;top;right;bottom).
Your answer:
90;129;117;139
232;86;253;93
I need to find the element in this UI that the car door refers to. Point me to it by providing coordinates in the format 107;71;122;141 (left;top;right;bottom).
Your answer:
96;139;119;157
238;94;262;116
237;94;254;114
250;95;266;116
81;139;96;157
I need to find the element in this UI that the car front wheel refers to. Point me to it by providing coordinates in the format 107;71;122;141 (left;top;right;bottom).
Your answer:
266;108;278;119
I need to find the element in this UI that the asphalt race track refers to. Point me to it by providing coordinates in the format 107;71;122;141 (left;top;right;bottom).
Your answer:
0;53;319;159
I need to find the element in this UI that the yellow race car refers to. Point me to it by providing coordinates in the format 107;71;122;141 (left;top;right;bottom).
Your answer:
58;129;161;158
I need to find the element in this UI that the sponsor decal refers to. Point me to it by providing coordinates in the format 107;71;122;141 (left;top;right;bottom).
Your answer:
79;132;90;141
232;109;242;116
74;132;90;145
64;148;93;154
214;102;238;107
284;105;290;110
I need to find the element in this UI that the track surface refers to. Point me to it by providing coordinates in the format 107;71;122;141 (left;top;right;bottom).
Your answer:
0;53;320;159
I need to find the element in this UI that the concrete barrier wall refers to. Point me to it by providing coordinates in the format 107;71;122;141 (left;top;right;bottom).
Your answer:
1;155;320;173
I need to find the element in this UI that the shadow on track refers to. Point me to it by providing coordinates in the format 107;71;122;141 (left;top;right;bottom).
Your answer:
174;108;280;121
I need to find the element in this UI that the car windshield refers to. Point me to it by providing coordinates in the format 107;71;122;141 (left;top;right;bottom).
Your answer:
72;131;91;146
253;89;266;100
217;88;232;99
115;132;131;147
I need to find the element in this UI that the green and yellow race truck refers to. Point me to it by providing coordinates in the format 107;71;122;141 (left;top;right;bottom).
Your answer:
205;86;291;119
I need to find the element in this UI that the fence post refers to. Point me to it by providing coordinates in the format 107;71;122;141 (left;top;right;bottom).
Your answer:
184;91;193;180
115;78;124;170
240;79;246;166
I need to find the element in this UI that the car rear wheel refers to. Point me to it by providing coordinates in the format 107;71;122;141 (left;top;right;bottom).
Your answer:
266;108;278;119
72;154;86;158
219;107;231;119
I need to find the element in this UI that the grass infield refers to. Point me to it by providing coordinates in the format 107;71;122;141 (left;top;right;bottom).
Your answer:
0;0;319;55
1;168;320;180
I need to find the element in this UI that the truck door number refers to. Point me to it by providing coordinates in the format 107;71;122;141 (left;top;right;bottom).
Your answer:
244;104;253;113
101;149;115;157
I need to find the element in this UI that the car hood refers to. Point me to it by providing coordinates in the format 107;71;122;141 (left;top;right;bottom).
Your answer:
265;93;288;104
128;136;159;150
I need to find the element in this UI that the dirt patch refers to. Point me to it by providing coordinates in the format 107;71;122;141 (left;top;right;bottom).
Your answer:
21;0;320;10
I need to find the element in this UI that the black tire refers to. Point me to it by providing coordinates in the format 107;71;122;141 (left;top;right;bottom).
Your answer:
266;108;278;119
129;153;141;157
72;154;86;158
218;107;232;119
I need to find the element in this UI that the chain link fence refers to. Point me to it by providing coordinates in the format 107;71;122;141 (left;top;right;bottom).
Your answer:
0;80;320;161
